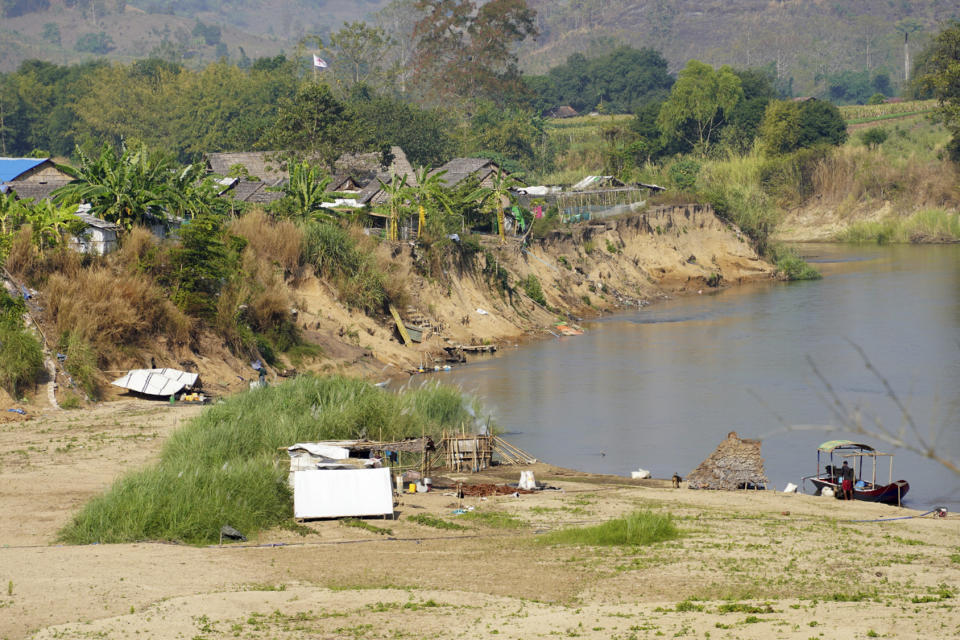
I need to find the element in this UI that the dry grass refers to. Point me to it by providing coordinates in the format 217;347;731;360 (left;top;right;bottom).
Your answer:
228;210;304;280
812;145;959;211
43;267;192;364
4;226;43;283
112;226;158;271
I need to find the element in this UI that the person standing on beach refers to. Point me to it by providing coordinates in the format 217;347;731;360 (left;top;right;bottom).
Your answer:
841;460;854;500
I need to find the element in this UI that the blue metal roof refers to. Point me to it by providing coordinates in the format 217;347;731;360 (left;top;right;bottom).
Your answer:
0;158;50;183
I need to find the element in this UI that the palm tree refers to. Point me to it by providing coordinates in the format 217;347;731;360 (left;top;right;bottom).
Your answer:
410;166;454;239
467;168;519;243
377;173;411;241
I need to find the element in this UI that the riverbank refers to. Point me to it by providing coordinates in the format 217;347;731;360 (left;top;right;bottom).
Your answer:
1;400;957;640
307;203;772;379
2;203;771;412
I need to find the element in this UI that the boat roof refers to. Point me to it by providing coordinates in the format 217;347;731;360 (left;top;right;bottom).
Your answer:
818;440;876;453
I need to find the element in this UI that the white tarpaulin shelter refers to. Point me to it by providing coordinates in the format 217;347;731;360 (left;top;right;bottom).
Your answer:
293;467;393;519
111;368;199;397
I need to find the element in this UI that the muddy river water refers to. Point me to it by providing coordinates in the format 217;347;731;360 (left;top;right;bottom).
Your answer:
430;244;960;511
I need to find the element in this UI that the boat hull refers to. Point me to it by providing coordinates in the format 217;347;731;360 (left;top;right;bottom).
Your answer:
810;478;910;505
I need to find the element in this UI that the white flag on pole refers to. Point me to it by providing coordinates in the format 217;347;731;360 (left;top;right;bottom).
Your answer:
312;54;328;69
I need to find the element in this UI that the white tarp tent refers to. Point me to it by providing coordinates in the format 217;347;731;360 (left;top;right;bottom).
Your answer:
111;368;199;397
293;467;393;519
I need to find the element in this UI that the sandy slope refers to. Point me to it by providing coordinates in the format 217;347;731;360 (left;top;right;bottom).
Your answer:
1;400;957;640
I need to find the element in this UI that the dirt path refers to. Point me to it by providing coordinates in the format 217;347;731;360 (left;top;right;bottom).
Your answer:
2;403;957;640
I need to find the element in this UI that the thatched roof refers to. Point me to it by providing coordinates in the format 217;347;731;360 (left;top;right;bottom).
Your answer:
545;105;578;118
432;157;500;188
354;147;419;206
687;431;768;490
206;152;287;185
3;180;70;201
334;146;415;190
220;180;283;204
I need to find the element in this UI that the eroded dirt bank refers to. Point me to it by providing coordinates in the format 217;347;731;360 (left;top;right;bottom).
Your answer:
292;204;771;381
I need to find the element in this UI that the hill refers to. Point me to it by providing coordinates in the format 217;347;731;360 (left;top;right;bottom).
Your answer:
4;0;959;93
0;0;387;72
521;0;958;96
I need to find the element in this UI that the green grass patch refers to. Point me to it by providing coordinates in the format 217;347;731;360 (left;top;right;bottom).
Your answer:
58;375;487;545
537;511;679;547
407;514;469;530
458;510;525;529
341;518;393;536
717;603;774;614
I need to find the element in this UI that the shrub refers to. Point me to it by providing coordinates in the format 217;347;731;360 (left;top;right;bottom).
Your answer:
770;245;822;281
668;157;701;190
538;511;679;546
860;128;889;149
61;332;101;398
522;274;547;306
0;289;45;397
0;326;44;397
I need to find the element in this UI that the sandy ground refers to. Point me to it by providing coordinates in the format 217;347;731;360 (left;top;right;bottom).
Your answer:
1;400;958;640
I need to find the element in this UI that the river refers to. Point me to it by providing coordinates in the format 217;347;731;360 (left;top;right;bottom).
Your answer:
428;244;960;511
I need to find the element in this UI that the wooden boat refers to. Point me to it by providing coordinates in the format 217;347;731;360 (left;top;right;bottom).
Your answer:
802;440;909;505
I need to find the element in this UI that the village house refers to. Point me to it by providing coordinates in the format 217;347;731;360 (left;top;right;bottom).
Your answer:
0;157;72;200
205;152;287;185
68;209;122;256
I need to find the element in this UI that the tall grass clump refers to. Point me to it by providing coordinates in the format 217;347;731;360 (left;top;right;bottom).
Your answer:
0;288;45;397
44;267;191;363
838;209;960;244
538;511;679;547
302;221;397;314
228;210;304;280
698;152;782;254
58;375;488;545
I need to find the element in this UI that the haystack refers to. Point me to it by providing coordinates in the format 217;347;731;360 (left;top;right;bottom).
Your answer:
687;431;768;490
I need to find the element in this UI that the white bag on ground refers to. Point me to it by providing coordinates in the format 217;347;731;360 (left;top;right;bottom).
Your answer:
518;470;537;490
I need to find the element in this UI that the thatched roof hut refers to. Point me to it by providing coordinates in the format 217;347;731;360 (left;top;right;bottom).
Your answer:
687;431;768;490
206;152;287;185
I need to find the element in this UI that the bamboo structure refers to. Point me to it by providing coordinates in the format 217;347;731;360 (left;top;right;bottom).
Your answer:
433;432;537;472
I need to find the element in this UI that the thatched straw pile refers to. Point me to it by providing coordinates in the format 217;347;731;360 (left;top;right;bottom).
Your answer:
687;431;768;490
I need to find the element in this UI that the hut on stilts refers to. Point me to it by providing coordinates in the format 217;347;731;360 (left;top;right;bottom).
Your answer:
686;431;768;490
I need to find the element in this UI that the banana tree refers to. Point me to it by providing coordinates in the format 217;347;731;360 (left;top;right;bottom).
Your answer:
410;166;454;239
27;200;79;256
53;143;168;230
377;173;411;241
0;191;29;235
285;160;332;218
467;167;519;243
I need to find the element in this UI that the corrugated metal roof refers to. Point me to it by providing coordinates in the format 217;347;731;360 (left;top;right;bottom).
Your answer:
0;158;50;183
111;368;199;397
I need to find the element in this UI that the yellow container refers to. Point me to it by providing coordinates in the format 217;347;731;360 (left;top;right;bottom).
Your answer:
408;483;417;494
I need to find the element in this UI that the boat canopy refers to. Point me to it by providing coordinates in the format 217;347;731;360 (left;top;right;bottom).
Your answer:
817;440;876;453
